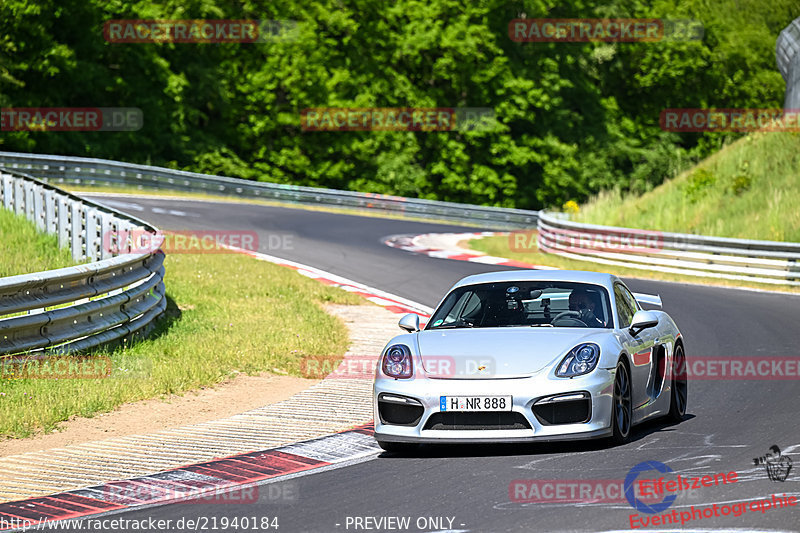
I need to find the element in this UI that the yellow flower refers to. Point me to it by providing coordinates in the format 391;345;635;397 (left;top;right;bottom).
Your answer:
562;200;580;214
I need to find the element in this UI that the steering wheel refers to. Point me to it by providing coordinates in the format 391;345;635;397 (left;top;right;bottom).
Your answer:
553;310;579;321
551;310;587;327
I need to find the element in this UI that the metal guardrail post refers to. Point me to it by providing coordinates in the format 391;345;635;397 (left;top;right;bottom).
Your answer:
1;175;10;209
57;195;69;249
14;179;24;216
84;206;99;261
70;200;83;261
33;184;45;232
44;189;56;233
99;212;112;260
25;181;35;222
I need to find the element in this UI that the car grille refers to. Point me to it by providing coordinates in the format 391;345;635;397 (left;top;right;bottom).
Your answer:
423;412;532;430
532;398;591;425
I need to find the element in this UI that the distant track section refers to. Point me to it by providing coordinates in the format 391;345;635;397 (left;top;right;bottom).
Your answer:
0;151;539;229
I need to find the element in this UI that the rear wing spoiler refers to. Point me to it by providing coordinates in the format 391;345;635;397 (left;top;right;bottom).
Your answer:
632;292;662;308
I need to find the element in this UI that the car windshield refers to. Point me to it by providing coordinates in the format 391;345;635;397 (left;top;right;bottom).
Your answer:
427;281;613;329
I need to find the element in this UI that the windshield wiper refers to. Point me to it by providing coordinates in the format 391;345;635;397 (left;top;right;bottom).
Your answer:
531;323;554;327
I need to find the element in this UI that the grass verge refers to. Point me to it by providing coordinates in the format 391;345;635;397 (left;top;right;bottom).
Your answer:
465;233;800;294
0;252;363;438
0;209;77;277
574;131;800;241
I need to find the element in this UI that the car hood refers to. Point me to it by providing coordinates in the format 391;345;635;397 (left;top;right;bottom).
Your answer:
417;328;599;379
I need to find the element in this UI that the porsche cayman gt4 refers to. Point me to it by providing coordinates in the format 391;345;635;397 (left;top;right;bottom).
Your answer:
373;270;687;451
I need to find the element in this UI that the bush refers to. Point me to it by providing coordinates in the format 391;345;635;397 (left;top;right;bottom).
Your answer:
684;169;717;202
730;175;752;195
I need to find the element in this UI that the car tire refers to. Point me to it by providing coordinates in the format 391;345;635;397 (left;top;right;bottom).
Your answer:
377;441;416;454
611;359;633;445
667;343;688;422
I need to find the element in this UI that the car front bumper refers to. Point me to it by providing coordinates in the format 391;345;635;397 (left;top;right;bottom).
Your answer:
373;367;616;444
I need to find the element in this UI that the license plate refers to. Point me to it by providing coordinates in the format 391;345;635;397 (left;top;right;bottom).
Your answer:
439;396;512;412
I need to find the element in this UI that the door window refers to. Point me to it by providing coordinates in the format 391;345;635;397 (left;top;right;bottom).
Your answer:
614;284;636;328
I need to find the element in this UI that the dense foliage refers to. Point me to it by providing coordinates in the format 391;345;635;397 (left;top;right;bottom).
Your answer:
0;0;795;209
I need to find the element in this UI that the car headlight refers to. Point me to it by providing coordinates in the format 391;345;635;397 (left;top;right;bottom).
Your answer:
382;344;413;379
556;343;600;377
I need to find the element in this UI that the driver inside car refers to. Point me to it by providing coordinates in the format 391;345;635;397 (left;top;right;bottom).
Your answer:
568;289;605;327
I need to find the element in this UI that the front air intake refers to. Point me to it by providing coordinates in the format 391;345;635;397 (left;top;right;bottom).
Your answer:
423;412;531;430
532;392;592;425
378;394;424;426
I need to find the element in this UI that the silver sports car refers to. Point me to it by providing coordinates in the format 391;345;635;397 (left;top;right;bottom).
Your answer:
373;270;686;451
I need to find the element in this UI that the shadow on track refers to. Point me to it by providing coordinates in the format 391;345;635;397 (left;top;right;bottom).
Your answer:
379;413;697;459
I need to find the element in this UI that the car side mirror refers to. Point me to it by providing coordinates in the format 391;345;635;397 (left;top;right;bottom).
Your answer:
629;310;659;336
398;313;420;333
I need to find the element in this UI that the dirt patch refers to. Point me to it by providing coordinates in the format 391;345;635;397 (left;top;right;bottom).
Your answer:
0;373;318;457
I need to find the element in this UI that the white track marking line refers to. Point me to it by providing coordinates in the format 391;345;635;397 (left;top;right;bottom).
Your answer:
231;247;433;315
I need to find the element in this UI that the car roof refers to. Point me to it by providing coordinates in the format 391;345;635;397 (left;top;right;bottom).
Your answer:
451;270;619;292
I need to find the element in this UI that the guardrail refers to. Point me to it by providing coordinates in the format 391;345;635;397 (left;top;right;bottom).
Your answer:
5;151;797;288
537;211;800;286
0;169;166;356
0;151;539;229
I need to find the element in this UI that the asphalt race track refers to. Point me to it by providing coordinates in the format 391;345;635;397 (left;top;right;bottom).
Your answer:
74;194;800;532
